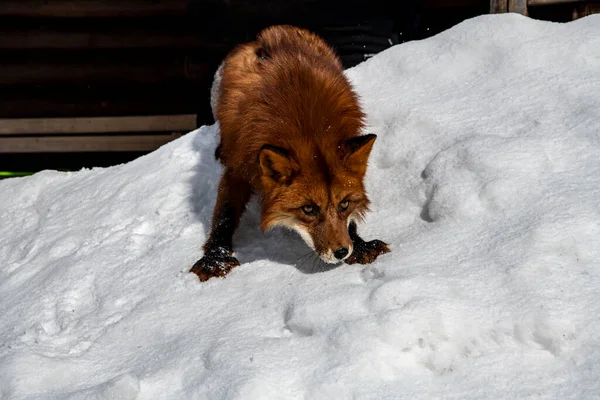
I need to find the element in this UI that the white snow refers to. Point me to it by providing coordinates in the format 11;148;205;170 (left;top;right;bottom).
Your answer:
2;13;600;399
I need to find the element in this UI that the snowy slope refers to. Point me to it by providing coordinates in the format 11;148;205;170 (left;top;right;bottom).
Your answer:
2;13;600;400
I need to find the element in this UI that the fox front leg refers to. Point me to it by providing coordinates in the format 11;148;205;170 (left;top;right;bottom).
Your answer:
190;170;252;282
344;221;390;265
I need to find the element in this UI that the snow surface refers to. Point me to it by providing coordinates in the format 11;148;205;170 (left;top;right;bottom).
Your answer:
2;13;600;400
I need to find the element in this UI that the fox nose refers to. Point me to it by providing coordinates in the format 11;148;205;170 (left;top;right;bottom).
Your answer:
333;247;349;260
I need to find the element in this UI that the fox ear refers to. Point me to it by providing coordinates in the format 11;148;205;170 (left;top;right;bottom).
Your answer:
342;134;377;175
259;145;299;184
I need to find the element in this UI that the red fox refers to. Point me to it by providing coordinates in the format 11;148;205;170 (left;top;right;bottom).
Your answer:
190;25;390;282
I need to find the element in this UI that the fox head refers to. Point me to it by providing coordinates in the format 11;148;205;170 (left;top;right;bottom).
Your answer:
258;134;377;263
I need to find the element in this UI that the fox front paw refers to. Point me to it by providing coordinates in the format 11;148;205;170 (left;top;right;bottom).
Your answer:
189;250;240;282
345;239;390;265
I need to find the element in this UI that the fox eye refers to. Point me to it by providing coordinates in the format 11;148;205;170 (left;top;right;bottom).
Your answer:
339;200;350;211
301;205;318;216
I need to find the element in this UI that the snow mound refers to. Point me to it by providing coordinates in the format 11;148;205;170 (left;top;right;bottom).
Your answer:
1;13;600;399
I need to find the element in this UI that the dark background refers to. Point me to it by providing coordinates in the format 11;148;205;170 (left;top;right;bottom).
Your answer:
0;0;595;175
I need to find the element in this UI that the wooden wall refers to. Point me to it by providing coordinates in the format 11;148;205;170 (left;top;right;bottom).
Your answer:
0;0;490;122
0;1;230;121
0;0;596;172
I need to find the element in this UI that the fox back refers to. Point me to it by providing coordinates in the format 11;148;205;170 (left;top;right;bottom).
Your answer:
213;25;377;263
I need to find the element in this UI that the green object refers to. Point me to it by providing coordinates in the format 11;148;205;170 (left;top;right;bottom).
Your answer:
0;169;74;179
0;171;35;178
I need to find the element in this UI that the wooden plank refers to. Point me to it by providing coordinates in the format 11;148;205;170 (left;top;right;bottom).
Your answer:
0;52;210;85
508;0;528;14
573;3;600;19
0;83;215;120
490;0;508;13
529;0;585;5
423;0;485;7
0;27;224;51
0;0;189;18
0;133;184;153
0;17;235;50
0;115;197;135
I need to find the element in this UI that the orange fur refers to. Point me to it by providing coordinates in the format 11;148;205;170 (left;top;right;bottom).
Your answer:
190;25;389;281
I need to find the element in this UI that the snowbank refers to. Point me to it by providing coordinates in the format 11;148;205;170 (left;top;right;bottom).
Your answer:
1;13;600;399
